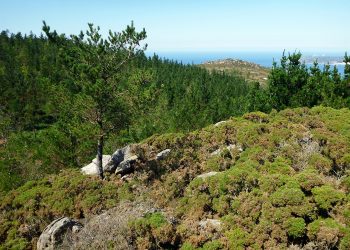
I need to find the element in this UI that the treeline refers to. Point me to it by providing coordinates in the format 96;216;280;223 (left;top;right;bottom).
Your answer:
0;30;249;191
249;52;350;112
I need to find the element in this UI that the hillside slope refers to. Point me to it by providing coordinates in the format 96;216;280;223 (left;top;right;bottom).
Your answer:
1;106;350;249
200;59;270;85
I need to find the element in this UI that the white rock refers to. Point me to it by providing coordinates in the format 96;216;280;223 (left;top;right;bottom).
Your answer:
81;155;111;175
37;217;83;250
210;144;243;156
197;171;218;179
104;145;133;173
156;149;171;160
214;121;227;127
210;148;221;156
199;219;222;229
226;144;243;152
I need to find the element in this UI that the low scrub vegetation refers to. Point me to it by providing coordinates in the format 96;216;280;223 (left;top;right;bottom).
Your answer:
1;106;350;249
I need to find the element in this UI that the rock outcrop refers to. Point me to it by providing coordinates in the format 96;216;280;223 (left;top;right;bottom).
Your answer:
104;145;134;173
37;217;83;250
214;120;227;127
81;155;111;175
81;145;138;176
115;155;138;175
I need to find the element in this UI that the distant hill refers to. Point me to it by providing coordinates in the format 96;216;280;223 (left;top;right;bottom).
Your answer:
200;58;270;85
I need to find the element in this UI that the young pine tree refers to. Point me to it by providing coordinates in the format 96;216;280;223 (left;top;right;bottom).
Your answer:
43;22;147;179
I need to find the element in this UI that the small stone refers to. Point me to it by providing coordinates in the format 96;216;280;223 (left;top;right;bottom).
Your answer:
199;219;222;230
214;121;227;127
72;224;83;234
197;172;218;179
156;149;171;160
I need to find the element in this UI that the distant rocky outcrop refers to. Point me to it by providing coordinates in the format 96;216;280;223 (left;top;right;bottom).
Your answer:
200;58;270;85
37;217;82;250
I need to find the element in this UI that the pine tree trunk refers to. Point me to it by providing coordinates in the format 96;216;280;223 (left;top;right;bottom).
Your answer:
97;135;104;179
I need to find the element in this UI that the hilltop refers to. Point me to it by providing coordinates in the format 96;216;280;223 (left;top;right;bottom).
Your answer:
1;106;350;249
200;59;270;85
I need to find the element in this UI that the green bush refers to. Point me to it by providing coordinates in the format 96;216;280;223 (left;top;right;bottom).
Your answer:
180;242;196;250
311;185;345;210
202;240;223;250
308;153;333;174
296;168;324;191
307;218;343;247
225;228;247;250
340;231;350;250
270;185;305;207
285;217;306;238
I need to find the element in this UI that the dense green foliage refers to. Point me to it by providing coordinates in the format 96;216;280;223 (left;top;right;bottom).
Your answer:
133;106;350;249
249;51;350;112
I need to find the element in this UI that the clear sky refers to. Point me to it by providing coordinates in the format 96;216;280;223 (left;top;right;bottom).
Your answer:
1;0;349;52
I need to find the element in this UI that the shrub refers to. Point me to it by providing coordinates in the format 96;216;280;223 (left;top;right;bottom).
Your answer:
212;196;230;215
340;231;350;250
285;217;306;238
180;242;196;250
225;228;247;250
311;185;345;211
129;212;178;249
270;185;305;207
0;170;120;248
296;168;324;192
307;218;343;248
202;240;223;250
308;153;333;174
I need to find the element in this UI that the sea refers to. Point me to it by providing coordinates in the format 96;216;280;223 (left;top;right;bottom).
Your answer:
145;51;346;75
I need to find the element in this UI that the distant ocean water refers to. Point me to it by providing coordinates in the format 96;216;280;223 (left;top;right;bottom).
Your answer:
146;51;346;75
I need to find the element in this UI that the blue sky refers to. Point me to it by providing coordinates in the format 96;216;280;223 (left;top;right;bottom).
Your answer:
1;0;349;52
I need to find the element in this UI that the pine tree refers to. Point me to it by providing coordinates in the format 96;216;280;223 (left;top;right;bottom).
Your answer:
344;52;350;80
43;21;147;179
